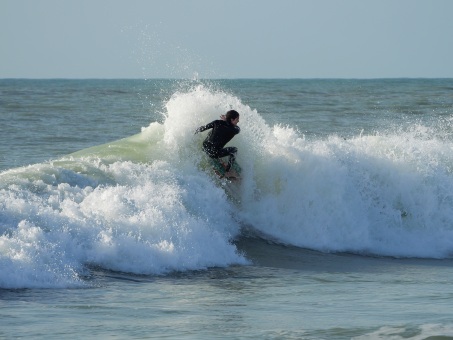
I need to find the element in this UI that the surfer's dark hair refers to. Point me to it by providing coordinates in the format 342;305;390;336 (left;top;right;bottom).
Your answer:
225;110;239;123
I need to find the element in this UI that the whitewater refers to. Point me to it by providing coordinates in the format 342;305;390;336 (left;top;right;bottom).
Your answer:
1;79;453;339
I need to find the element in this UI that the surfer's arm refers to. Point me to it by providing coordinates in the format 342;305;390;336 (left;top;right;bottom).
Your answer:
195;121;216;134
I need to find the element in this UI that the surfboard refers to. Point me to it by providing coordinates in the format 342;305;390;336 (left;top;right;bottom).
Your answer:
209;158;242;204
210;158;241;180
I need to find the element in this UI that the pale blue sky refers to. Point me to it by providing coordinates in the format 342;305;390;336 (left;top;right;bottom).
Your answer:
1;0;453;79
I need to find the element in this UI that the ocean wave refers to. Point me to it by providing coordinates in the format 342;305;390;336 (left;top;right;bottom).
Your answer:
1;84;453;288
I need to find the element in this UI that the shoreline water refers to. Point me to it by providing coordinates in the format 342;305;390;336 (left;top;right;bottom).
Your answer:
3;240;453;339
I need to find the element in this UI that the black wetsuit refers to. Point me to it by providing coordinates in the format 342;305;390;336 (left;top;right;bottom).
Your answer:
196;120;240;171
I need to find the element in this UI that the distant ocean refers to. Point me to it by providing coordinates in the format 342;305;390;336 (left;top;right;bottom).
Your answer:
1;78;453;339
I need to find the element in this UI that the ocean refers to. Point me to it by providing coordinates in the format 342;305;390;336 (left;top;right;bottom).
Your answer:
1;78;453;339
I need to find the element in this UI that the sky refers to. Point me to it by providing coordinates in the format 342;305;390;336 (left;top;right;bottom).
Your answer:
1;0;453;79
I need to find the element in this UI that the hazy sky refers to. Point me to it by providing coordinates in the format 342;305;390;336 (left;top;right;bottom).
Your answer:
1;0;453;79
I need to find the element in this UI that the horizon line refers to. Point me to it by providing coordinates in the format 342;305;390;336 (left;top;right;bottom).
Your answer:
2;76;453;81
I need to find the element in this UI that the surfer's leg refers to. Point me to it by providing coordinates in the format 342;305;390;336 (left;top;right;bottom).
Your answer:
218;147;237;172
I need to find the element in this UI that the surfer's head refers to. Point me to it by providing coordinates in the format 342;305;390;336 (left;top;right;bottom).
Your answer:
226;110;240;126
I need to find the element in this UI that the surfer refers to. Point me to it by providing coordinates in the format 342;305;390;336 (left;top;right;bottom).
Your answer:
195;110;240;173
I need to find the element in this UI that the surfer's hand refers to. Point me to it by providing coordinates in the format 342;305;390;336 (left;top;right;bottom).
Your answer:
220;114;226;121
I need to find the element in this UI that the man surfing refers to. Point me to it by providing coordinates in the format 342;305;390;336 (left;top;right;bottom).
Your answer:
195;110;240;176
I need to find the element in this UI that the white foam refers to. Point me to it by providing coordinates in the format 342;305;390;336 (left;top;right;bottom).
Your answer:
353;323;453;339
240;117;453;258
0;157;247;289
